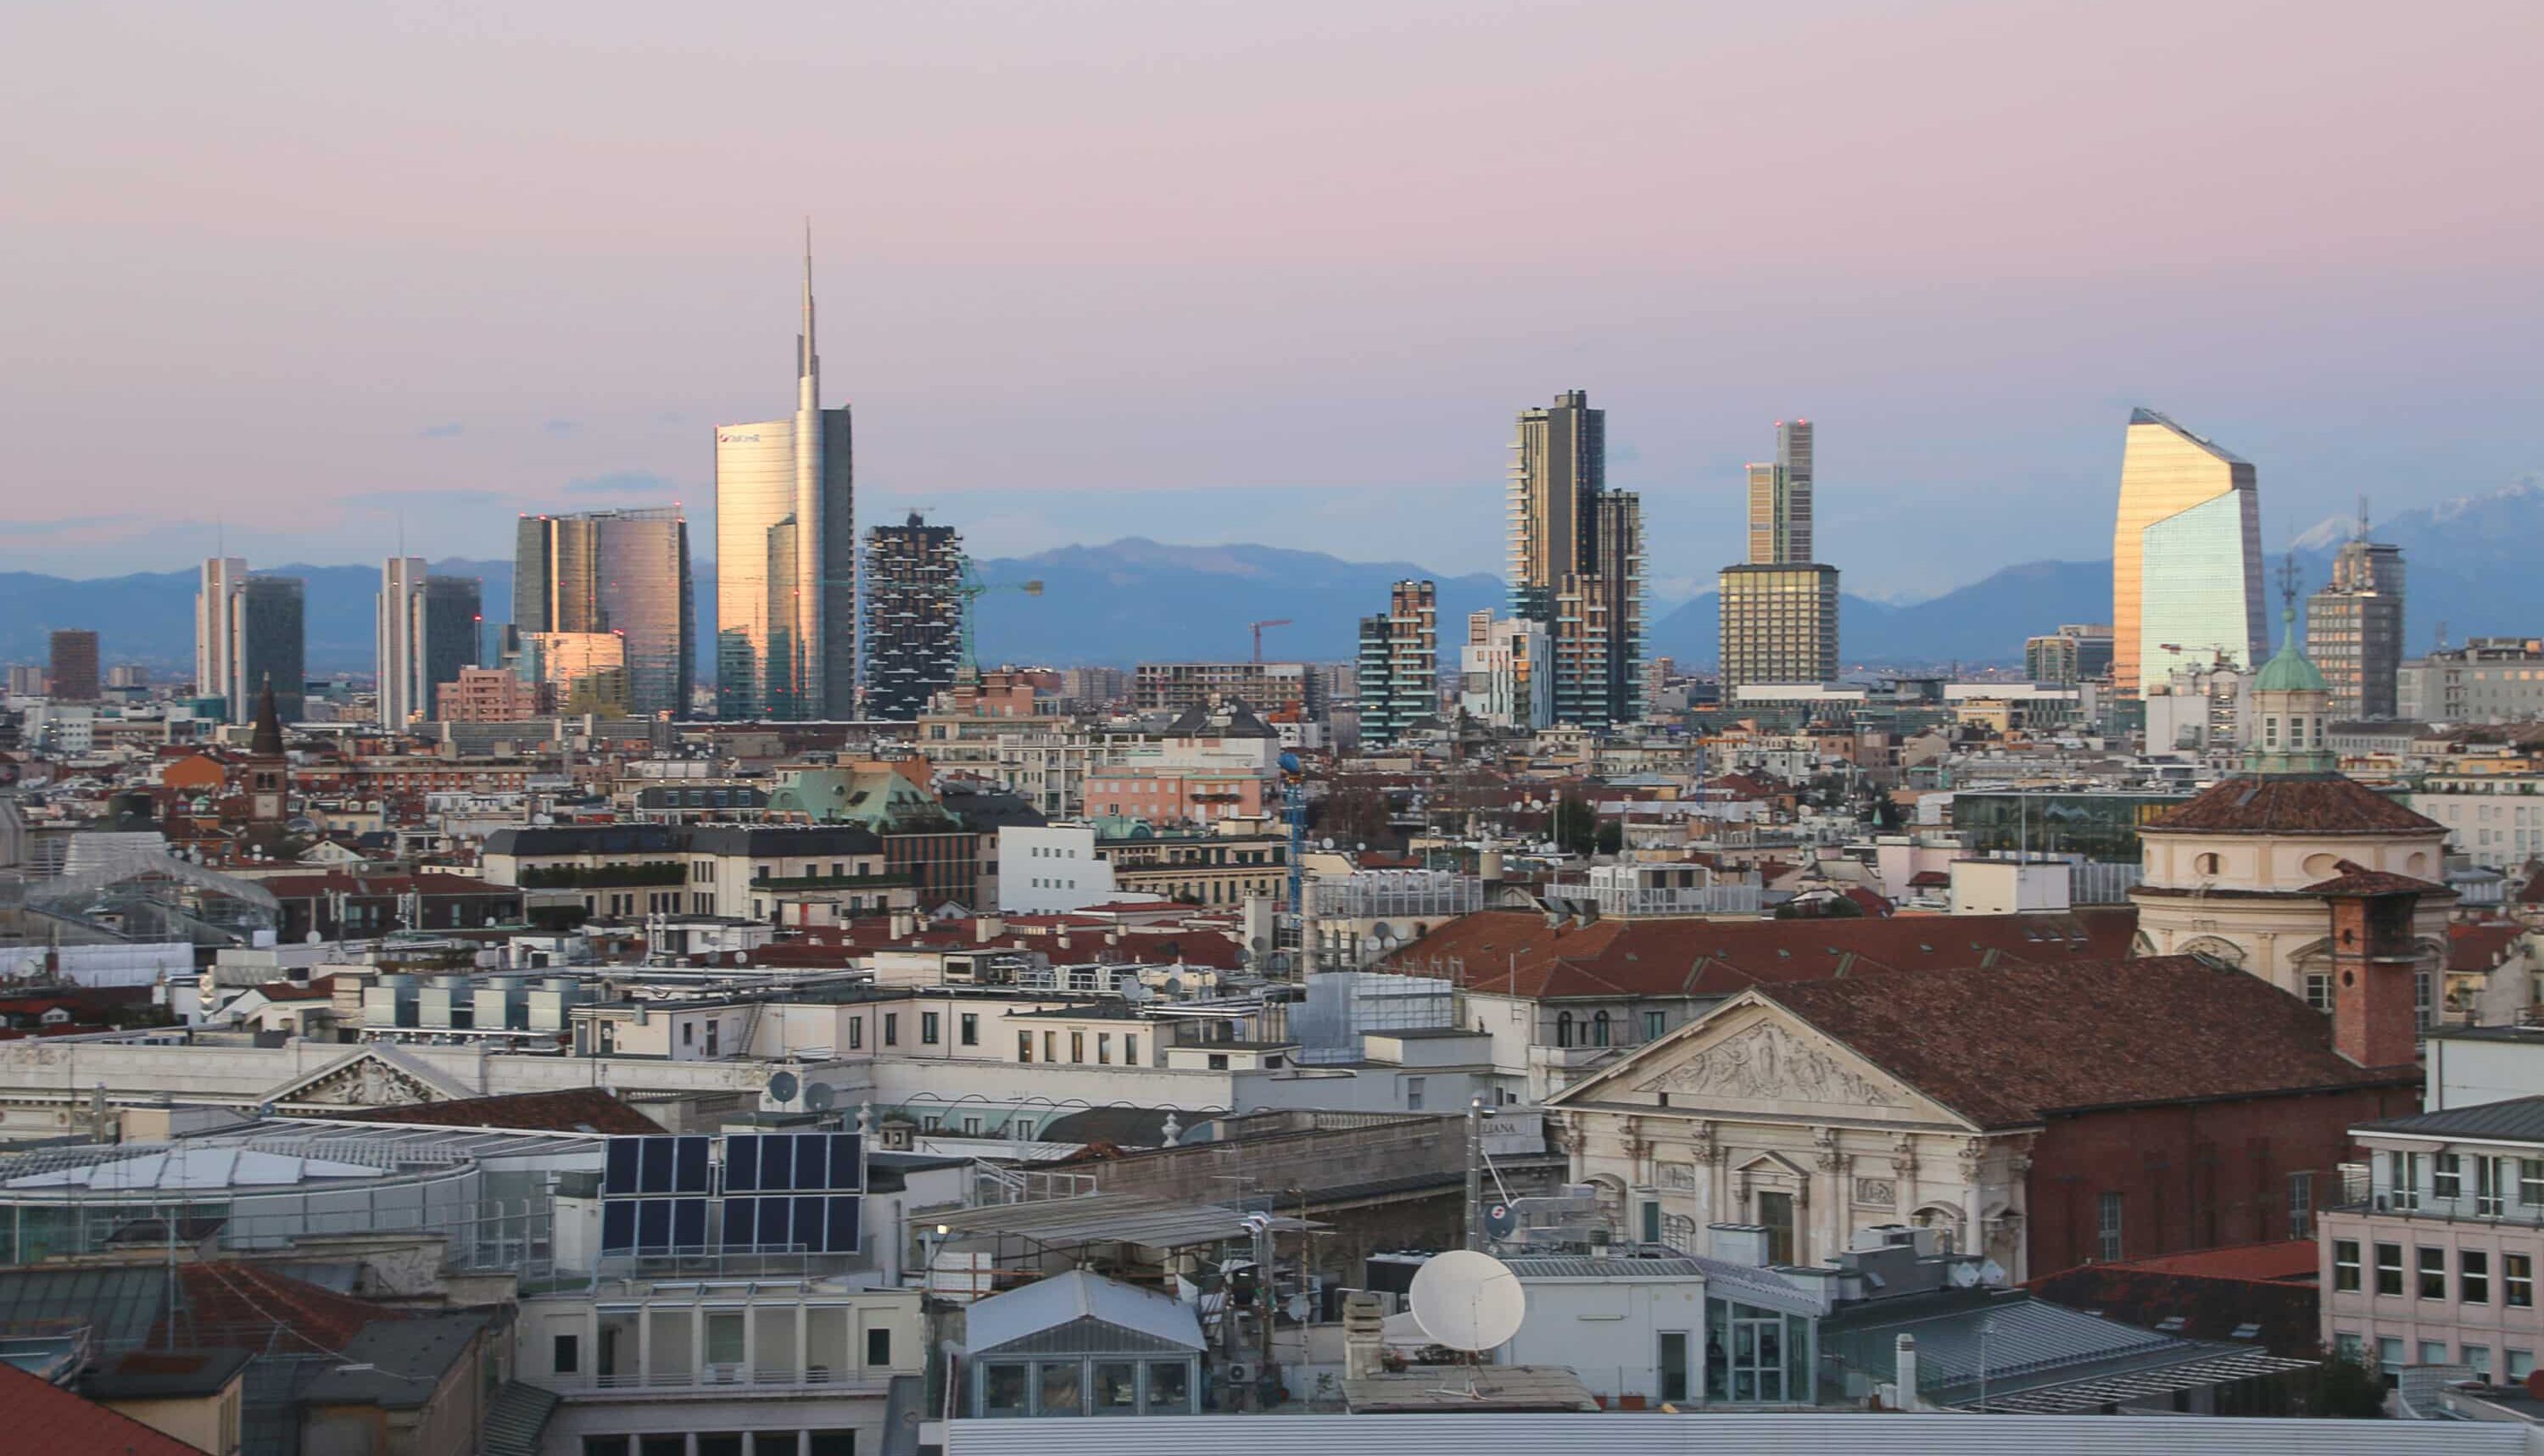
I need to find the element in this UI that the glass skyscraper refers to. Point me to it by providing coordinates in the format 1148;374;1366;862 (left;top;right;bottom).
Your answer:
1506;390;1643;724
377;558;481;724
197;559;304;721
1720;419;1839;692
512;507;694;719
2112;409;2266;694
716;238;855;721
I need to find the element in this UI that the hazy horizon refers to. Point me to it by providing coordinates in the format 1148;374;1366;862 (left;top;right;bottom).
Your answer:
6;2;2539;598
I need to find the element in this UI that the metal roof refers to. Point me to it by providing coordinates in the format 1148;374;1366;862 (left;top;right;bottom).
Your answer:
1504;1254;1709;1280
934;1192;1315;1251
945;1413;2524;1455
2356;1094;2544;1146
1968;1350;2314;1414
966;1270;1205;1353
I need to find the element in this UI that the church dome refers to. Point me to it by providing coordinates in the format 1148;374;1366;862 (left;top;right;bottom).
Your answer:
2254;637;2328;695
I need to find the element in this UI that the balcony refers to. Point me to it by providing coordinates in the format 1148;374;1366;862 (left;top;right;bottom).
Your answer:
535;1364;895;1397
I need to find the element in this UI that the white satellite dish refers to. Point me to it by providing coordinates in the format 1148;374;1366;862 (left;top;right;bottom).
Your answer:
1409;1250;1526;1353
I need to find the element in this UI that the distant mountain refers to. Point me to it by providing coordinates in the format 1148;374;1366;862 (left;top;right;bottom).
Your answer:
10;483;2536;677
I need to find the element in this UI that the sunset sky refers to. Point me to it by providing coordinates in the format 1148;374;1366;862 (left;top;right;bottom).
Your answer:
4;1;2540;599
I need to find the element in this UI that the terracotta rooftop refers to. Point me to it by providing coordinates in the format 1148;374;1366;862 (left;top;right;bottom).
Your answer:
161;1261;404;1355
254;871;516;898
2452;921;2529;973
2300;859;2454;899
2141;774;2441;836
1375;905;2137;1001
322;1087;665;1135
0;1360;204;1456
1752;955;2416;1130
2099;1241;2323;1282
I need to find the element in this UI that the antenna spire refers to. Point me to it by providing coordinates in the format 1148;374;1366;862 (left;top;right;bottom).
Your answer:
800;217;817;393
2278;551;2301;647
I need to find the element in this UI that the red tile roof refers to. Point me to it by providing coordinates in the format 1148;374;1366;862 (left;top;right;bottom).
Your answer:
2143;775;2441;836
1753;955;2415;1129
2452;921;2528;973
321;1087;665;1135
163;1261;402;1355
1375;906;2138;1001
0;1360;204;1456
2102;1241;2322;1282
2300;859;2453;899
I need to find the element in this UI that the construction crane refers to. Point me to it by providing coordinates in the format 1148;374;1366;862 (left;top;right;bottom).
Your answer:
1249;618;1292;664
955;557;1043;674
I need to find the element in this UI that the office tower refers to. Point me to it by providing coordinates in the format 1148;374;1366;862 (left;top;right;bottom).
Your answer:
862;513;963;721
47;630;99;701
717;237;855;721
196;560;302;719
1719;420;1840;693
1356;580;1437;747
376;560;483;726
237;577;305;721
513;507;694;719
2025;623;2116;685
2308;530;2406;722
196;557;248;711
2112;408;2266;693
1506;390;1643;724
1460;611;1552;730
510;631;630;716
1745;419;1814;565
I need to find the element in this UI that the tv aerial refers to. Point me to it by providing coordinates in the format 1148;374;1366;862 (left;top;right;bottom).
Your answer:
1409;1249;1526;1356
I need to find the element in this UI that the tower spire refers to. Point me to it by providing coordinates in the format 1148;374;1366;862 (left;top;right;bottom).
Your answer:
800;218;817;395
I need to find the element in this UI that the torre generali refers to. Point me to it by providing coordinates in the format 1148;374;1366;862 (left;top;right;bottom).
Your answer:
715;237;856;721
1717;420;1839;693
2111;409;2266;695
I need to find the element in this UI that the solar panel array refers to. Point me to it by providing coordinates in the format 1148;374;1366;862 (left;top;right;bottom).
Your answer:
596;1133;864;1256
722;1133;863;1253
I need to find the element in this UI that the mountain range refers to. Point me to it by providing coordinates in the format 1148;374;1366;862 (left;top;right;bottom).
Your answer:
4;481;2535;677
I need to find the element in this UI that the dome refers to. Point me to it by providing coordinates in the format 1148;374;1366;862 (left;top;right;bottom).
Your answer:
2253;637;2327;695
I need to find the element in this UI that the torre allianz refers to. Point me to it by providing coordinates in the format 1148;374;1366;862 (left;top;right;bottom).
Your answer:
715;236;855;720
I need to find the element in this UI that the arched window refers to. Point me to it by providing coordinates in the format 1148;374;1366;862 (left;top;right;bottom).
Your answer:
1592;1011;1611;1048
1555;1012;1575;1048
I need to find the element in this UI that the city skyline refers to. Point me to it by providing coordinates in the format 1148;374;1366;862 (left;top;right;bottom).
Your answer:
4;3;2539;595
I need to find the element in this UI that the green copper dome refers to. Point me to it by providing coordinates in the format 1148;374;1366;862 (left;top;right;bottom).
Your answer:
2254;609;2328;694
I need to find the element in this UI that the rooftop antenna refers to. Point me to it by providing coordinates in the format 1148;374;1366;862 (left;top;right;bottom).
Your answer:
2356;494;2371;542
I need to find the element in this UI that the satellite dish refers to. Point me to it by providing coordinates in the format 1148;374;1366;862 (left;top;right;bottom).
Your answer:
804;1081;837;1112
1409;1250;1526;1353
1483;1202;1520;1241
767;1070;801;1103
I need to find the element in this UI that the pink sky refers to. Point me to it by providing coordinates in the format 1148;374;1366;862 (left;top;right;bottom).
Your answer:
3;0;2539;594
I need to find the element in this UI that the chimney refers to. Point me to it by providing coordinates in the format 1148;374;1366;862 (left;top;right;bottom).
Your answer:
2324;866;2425;1069
974;914;1003;944
1891;1334;1922;1411
889;911;915;940
1342;1291;1386;1381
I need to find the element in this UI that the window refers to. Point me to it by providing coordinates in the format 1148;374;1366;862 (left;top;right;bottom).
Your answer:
682;1023;695;1046
2465;1249;2492;1303
1018;1032;1033;1063
1038;1362;1082;1414
2435;1153;2463;1200
2480;1158;2508;1216
1146;1361;1191;1414
2421;1247;2448;1299
2335;1332;2365;1364
921;1012;940;1045
706;1312;745;1369
2393;1152;2422;1210
2377;1336;2402;1378
883;1013;900;1047
1405;1076;1426;1111
1124;1034;1139;1063
1659;1330;1691;1403
2376;1243;2402;1296
554;1333;579;1375
2512;1350;2536;1382
867;1328;893;1367
2511;1253;2534;1308
2289;1172;2313;1239
1097;1033;1112;1065
849;1018;862;1050
983;1362;1029;1415
2520;1159;2543;1206
2466;1345;2492;1381
1593;1011;1611;1047
1208;1052;1229;1071
2420;1340;2450;1366
1644;1011;1666;1042
1555;1012;1574;1048
2097;1192;2123;1261
2334;1240;2362;1292
1093;1361;1137;1411
2304;973;2333;1012
1070;1032;1085;1063
961;1013;979;1046
1043;1032;1057;1063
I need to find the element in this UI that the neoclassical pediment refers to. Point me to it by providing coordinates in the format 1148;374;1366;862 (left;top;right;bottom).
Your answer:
1621;1010;1956;1125
267;1047;470;1108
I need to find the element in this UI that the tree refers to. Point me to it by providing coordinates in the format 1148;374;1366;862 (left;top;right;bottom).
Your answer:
1553;796;1599;857
2299;1353;2385;1420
